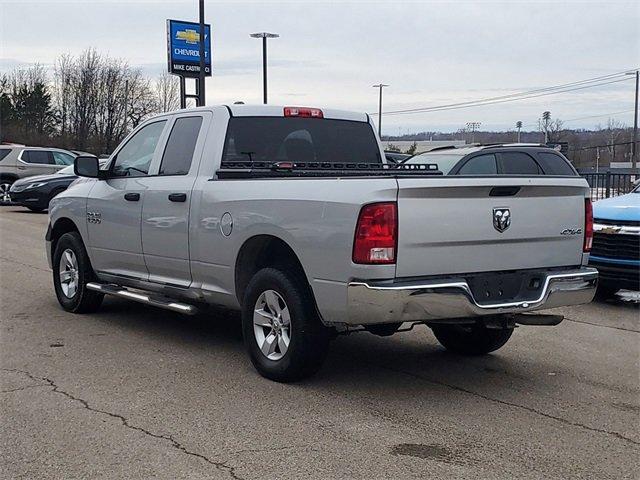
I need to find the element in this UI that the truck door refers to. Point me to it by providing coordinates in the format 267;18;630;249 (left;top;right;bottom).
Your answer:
86;119;168;279
138;112;209;288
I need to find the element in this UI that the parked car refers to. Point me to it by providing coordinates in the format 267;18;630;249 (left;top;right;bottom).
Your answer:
9;160;104;212
384;151;411;164
589;183;640;296
0;146;77;204
405;144;577;175
47;105;597;382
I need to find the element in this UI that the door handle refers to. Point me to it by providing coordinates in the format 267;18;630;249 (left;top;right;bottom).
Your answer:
168;193;187;202
124;192;140;201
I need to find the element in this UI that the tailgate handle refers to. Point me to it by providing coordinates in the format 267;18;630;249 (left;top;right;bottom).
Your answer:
490;186;521;197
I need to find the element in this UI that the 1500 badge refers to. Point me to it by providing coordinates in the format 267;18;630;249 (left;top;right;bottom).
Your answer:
560;228;582;236
87;212;101;224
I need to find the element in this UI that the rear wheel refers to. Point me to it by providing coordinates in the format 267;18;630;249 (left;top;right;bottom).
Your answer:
0;180;13;204
242;267;330;382
432;323;513;355
53;232;104;313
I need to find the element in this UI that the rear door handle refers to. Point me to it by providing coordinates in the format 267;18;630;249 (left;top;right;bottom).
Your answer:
124;193;140;201
168;193;187;202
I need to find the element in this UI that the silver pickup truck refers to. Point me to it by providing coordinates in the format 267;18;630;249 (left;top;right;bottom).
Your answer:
46;105;598;382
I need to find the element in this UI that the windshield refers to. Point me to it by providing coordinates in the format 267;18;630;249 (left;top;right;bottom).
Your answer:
407;152;465;174
222;117;382;164
57;165;75;175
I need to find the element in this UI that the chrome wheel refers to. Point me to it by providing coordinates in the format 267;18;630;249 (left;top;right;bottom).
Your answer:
59;249;79;298
253;289;291;361
0;182;11;203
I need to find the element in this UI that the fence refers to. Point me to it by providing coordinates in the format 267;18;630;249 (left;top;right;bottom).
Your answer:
580;172;638;201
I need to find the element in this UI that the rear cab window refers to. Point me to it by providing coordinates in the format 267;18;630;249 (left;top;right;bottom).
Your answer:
222;117;381;165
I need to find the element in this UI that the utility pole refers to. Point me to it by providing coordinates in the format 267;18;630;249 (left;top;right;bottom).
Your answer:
250;32;279;104
372;84;389;138
516;120;522;143
626;70;639;169
541;111;551;144
197;0;206;106
466;122;481;144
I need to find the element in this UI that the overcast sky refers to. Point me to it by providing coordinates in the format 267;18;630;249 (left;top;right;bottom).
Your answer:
1;0;638;134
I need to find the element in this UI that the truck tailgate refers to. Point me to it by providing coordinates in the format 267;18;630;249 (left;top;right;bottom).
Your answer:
395;177;589;278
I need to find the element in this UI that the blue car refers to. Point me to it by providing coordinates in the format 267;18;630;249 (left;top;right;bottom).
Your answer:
589;183;640;296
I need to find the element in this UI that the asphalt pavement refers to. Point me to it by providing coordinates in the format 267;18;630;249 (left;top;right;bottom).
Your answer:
1;207;638;480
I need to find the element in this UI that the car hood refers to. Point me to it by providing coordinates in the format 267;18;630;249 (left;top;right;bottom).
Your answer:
593;192;640;222
12;173;77;186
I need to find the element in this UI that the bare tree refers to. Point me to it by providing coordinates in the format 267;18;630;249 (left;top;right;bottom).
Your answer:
155;73;180;113
71;49;102;149
125;70;155;129
538;112;565;143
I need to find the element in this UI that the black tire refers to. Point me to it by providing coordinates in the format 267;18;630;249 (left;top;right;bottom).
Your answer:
432;323;513;355
241;267;330;382
27;206;45;213
596;283;620;299
53;232;104;313
0;179;14;205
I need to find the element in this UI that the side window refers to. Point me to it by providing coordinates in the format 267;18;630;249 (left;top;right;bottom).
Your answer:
457;154;497;175
111;121;166;177
536;152;576;176
159;116;203;176
499;152;542;175
0;149;11;161
22;150;52;164
52;151;75;166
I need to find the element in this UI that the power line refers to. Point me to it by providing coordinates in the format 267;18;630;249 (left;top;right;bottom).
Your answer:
371;69;637;117
570;140;639;152
380;77;633;116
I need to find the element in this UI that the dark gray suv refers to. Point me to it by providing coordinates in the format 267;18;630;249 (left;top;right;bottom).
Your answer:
0;146;76;203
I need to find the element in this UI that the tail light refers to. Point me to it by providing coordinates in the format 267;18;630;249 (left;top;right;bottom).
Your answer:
284;107;323;118
584;198;593;252
353;202;397;264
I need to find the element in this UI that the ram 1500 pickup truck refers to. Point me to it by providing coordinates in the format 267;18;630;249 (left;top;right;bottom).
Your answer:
47;105;598;382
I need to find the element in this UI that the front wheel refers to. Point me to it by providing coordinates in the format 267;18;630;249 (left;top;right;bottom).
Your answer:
0;180;13;205
431;323;513;355
53;232;104;313
242;267;330;382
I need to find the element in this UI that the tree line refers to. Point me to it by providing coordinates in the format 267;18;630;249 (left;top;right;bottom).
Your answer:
0;48;180;155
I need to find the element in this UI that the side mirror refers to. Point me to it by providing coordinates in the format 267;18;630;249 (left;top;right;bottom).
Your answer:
74;155;101;178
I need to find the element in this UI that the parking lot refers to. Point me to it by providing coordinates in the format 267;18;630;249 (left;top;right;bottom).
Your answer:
0;207;638;480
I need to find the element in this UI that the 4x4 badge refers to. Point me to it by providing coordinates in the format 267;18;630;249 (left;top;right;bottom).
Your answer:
493;207;511;233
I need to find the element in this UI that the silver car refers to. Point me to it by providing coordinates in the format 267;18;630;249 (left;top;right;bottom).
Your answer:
0;146;76;203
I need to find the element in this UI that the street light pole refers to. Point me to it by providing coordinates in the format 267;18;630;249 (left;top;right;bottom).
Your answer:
372;84;389;138
466;122;481;144
250;32;279;104
629;70;639;169
198;0;205;107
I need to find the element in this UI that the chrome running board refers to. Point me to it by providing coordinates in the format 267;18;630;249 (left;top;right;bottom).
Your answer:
86;282;198;315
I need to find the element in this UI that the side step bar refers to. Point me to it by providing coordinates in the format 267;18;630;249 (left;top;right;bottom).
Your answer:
86;282;198;315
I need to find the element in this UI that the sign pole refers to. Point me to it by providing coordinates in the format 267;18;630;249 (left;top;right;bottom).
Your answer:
198;0;206;106
179;76;186;109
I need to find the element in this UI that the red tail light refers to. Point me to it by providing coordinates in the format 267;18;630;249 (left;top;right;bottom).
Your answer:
584;198;593;252
283;107;323;118
353;202;397;264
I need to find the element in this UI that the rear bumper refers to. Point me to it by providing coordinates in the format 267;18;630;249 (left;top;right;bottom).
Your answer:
347;267;598;325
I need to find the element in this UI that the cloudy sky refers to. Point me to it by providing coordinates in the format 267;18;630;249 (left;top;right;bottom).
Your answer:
1;0;638;134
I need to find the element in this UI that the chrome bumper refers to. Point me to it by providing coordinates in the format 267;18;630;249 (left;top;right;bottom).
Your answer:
347;267;598;325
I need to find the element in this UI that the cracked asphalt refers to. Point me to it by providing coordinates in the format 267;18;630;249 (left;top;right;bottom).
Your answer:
1;207;639;480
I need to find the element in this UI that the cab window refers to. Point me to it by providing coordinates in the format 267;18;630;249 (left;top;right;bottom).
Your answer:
498;152;542;175
457;154;497;175
52;151;75;166
111;121;166;177
159;116;203;176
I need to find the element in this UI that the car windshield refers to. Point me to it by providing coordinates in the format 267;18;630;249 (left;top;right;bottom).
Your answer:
57;165;75;175
407;153;465;174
